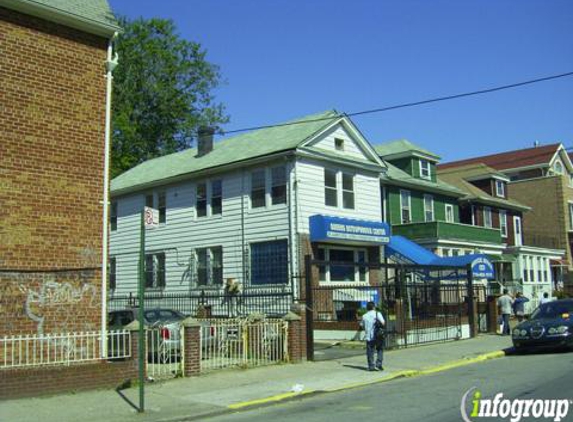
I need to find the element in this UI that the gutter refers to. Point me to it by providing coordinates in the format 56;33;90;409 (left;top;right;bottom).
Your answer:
0;0;121;37
101;34;118;356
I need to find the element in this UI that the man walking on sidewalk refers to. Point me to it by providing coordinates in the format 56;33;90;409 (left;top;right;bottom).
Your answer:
497;289;514;335
360;302;386;371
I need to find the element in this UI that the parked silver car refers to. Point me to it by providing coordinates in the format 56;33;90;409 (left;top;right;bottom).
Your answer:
108;308;186;362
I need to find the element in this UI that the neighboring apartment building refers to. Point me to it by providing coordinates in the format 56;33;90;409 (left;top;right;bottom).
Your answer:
438;163;563;310
109;111;390;308
0;0;119;335
439;143;573;285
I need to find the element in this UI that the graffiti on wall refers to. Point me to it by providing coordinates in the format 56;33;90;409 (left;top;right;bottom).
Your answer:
0;271;100;335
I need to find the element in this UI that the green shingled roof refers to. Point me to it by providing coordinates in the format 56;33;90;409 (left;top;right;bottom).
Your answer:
384;161;463;197
112;110;342;194
375;139;441;161
438;164;530;212
1;0;120;35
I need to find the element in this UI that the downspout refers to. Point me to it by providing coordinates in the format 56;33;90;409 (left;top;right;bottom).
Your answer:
101;33;118;356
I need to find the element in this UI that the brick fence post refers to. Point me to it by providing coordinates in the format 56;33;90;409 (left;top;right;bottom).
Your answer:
487;295;500;333
284;305;306;363
182;317;201;376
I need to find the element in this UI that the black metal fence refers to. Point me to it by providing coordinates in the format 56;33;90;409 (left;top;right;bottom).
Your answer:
306;257;491;357
108;288;294;318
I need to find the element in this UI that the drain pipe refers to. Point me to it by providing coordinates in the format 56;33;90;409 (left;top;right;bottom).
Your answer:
101;33;119;356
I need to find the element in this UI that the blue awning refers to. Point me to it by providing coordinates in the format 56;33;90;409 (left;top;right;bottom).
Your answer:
385;235;495;279
309;215;390;245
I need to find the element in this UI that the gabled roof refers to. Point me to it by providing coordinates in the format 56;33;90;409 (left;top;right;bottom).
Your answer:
437;164;530;212
0;0;120;37
384;161;463;197
112;110;385;195
438;143;561;171
375;139;441;161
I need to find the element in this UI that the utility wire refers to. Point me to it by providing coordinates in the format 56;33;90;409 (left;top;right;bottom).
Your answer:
221;71;573;136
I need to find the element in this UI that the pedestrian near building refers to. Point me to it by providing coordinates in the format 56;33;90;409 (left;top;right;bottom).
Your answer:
512;292;529;322
360;302;386;371
540;292;552;305
497;289;514;335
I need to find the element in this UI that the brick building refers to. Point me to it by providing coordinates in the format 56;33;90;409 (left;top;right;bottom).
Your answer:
440;143;573;286
0;0;120;335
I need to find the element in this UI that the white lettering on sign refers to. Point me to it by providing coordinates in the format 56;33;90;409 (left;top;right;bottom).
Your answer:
328;223;387;237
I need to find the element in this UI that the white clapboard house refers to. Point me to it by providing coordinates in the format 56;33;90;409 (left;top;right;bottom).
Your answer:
109;111;391;316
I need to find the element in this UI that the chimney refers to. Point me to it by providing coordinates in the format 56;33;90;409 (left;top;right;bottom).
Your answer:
533;141;540;148
197;126;215;157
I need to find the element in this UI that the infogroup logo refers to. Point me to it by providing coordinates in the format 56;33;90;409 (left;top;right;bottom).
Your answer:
460;387;571;422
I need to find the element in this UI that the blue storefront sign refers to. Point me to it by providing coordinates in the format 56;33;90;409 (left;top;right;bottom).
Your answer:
309;215;391;245
471;257;495;279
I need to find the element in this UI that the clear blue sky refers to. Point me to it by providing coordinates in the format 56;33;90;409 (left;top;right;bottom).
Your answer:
109;0;573;162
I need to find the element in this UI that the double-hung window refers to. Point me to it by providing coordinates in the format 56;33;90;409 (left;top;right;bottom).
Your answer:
500;210;508;237
251;170;266;208
250;166;288;208
419;160;431;180
110;201;118;231
400;190;411;224
445;204;454;223
271;166;287;205
423;194;434;222
211;180;222;215
145;192;166;224
196;183;208;217
324;169;338;207
495;180;505;198
197;179;223;217
250;240;288;285
145;252;166;289
196;247;223;286
342;173;354;209
483;207;493;228
569;203;573;230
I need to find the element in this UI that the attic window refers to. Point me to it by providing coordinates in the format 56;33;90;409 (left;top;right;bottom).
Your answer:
495;180;505;198
419;160;431;180
554;160;564;175
334;138;344;151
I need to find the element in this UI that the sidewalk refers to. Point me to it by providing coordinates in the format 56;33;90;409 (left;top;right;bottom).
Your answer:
0;334;512;422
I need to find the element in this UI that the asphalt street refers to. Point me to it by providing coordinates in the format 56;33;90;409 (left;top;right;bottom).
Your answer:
204;350;573;422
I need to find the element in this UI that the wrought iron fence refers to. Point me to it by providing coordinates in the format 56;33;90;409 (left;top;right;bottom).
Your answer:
1;330;131;369
199;318;289;372
108;288;294;318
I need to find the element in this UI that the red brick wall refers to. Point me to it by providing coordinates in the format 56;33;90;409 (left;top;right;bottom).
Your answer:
0;360;137;400
0;8;108;334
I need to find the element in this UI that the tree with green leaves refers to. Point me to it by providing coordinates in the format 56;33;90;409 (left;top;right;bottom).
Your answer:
111;17;228;177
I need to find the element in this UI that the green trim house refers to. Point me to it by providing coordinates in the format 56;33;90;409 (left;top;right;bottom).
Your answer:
375;140;506;258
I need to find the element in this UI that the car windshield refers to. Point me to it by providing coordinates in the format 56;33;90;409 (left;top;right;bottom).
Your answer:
530;302;573;320
144;310;183;324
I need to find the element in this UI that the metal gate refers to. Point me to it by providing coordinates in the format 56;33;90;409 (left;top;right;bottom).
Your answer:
145;326;184;380
305;256;484;360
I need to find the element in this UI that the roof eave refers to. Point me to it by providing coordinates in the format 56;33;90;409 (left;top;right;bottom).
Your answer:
111;149;296;198
0;0;121;37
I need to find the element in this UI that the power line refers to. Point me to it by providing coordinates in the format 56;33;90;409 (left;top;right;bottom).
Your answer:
221;71;573;136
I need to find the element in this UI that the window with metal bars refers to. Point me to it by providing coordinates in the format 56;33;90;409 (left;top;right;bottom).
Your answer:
251;240;288;285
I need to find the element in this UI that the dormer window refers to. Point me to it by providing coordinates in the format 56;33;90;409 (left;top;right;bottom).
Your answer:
335;138;344;151
419;159;431;180
495;180;505;198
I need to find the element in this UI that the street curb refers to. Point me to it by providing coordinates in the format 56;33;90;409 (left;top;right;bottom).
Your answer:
227;349;507;411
